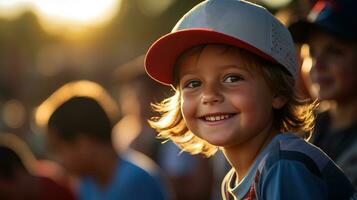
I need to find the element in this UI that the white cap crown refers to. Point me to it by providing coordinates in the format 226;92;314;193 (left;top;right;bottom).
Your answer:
173;0;298;77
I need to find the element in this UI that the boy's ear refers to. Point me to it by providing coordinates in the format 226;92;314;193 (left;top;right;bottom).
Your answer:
272;94;288;109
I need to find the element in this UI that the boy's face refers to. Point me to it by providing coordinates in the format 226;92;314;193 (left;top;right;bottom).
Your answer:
46;129;91;177
309;31;357;101
178;45;284;148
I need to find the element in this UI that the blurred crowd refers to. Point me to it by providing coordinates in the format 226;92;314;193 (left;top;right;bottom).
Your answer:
0;0;356;199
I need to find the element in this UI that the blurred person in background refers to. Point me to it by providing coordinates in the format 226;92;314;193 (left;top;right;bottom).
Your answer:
36;80;170;200
0;133;75;200
290;0;357;188
114;62;214;200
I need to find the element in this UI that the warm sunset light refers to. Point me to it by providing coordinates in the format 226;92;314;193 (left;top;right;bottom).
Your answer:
0;0;121;33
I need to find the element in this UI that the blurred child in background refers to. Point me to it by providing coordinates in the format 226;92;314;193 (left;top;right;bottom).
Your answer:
36;80;170;200
290;0;357;188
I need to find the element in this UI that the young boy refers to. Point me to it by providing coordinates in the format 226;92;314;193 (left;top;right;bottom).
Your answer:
36;80;169;200
289;0;357;188
144;0;356;199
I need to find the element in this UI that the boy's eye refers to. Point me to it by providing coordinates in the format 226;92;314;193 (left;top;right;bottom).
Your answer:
224;75;243;83
184;80;201;88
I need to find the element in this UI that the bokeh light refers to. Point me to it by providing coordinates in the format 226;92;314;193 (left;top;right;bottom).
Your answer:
136;0;176;17
0;0;121;34
2;99;26;129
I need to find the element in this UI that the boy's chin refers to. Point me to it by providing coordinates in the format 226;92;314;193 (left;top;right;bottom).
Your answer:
200;136;232;147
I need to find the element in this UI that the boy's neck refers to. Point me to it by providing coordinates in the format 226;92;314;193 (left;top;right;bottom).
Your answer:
223;126;278;184
89;144;119;188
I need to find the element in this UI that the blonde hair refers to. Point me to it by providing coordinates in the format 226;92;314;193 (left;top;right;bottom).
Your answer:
149;45;316;157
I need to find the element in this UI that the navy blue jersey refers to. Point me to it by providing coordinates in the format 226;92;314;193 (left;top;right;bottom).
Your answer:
222;133;356;200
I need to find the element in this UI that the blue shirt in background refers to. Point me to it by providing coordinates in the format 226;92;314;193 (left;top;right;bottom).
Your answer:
78;156;169;200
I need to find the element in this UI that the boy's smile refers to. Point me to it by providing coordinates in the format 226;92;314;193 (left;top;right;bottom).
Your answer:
199;113;236;122
178;45;282;148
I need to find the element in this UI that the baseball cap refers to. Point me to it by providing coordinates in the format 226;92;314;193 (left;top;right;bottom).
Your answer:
289;0;357;43
145;0;298;86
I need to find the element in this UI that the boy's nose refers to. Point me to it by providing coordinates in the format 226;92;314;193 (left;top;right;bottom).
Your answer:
201;84;224;104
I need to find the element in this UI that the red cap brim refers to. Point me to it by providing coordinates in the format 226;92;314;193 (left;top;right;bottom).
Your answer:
145;28;278;86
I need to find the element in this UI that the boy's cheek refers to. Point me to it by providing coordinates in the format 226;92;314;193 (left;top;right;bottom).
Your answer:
180;101;195;120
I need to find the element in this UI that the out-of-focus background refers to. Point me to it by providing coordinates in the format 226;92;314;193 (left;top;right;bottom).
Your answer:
0;0;316;199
